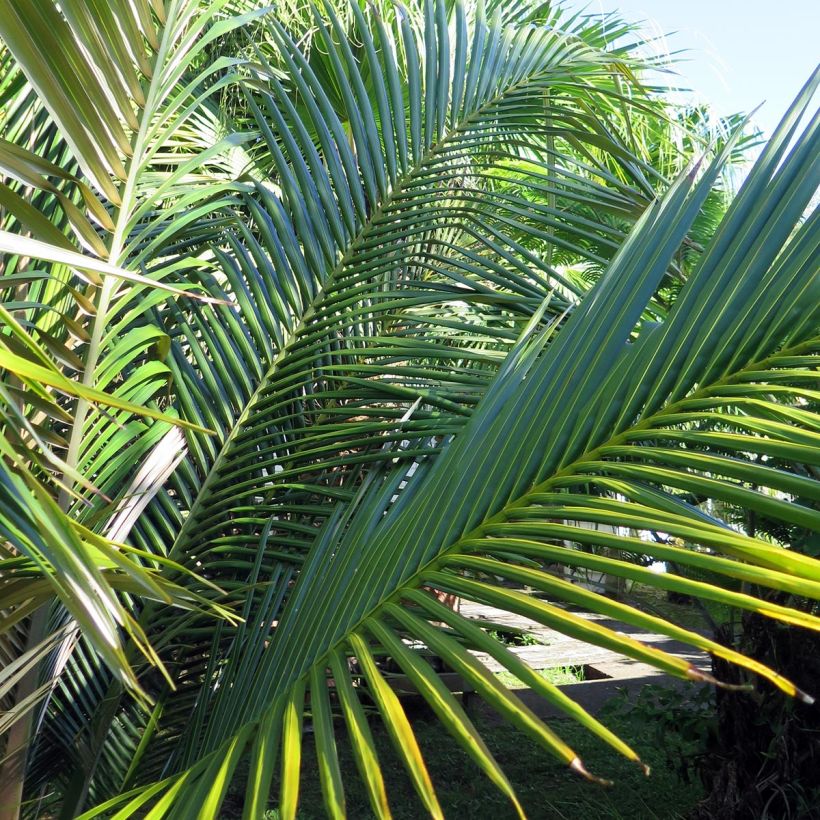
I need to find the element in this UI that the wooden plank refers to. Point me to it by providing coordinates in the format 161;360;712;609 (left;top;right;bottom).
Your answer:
469;644;619;674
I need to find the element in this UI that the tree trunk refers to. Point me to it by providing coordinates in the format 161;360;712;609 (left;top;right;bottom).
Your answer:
691;613;820;819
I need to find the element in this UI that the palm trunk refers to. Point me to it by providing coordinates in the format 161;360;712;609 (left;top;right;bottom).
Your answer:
693;612;820;818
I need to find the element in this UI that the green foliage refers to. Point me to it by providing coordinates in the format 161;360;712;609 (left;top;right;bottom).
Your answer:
0;0;818;817
486;628;544;647
231;711;704;819
602;684;715;785
495;666;585;689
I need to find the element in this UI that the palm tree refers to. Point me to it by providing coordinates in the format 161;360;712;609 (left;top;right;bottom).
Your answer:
0;1;818;817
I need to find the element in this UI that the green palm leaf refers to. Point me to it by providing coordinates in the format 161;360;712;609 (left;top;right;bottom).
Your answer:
86;4;693;788
0;1;264;812
71;21;820;820
2;1;817;817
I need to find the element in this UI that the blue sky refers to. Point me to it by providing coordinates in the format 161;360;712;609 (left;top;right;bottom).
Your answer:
587;0;819;137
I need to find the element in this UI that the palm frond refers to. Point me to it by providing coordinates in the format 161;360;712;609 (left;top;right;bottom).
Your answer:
69;21;820;820
3;1;817;817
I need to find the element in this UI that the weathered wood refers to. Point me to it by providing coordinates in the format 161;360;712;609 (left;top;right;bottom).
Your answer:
470;643;619;674
459;600;708;677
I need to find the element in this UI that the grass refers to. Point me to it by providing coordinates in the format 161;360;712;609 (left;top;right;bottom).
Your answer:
487;628;544;647
223;698;705;819
221;585;722;818
495;665;585;689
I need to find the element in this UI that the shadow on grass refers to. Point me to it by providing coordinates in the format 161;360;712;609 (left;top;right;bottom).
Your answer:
223;702;704;819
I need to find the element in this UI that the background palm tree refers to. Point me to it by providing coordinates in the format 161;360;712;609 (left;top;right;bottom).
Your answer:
0;1;818;817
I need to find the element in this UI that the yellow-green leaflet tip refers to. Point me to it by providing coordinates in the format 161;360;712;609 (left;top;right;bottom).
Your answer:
686;666;751;693
690;666;814;701
710;679;754;695
569;757;612;787
684;666;709;683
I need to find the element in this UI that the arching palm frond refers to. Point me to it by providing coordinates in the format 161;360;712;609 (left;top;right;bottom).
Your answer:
66;12;820;820
38;3;687;810
1;1;818;818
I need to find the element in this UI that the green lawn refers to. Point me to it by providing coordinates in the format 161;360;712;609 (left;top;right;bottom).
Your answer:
494;665;586;689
